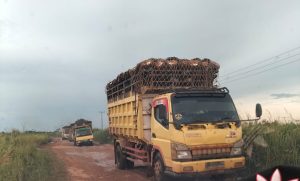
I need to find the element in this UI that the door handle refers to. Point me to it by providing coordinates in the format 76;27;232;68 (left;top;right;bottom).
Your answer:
152;133;156;138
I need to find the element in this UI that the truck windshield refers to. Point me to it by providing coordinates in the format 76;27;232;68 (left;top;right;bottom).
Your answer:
75;128;92;137
172;94;239;124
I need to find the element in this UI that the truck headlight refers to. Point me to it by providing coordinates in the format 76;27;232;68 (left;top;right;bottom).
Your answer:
171;142;192;160
230;147;242;156
230;139;244;156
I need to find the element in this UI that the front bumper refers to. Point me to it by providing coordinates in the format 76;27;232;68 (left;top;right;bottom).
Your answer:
167;156;245;176
77;140;93;143
76;135;94;142
165;167;246;180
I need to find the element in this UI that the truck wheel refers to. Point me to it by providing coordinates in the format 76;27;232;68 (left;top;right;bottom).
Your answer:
116;145;126;169
126;160;134;169
74;141;77;146
153;153;166;181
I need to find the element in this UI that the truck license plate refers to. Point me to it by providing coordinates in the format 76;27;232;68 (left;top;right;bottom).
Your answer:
205;161;225;170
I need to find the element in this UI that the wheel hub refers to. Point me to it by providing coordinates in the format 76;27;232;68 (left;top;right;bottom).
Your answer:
154;161;161;177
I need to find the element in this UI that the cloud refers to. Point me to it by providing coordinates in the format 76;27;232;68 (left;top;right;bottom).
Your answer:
1;0;300;131
270;93;300;99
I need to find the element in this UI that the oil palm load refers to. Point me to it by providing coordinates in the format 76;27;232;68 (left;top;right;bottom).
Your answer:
106;57;220;102
75;119;92;128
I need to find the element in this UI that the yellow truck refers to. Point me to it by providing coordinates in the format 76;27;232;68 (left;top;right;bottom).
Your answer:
106;57;262;180
72;119;94;146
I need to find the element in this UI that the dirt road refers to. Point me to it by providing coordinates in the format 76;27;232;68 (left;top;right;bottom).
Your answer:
49;139;221;181
49;138;150;181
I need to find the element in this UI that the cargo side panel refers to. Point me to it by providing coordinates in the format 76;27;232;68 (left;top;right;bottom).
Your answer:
108;92;155;142
108;93;140;139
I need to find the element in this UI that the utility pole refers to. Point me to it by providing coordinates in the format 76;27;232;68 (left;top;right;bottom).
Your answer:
99;111;105;130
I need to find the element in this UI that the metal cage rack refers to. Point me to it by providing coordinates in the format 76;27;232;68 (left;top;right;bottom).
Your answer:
106;57;220;102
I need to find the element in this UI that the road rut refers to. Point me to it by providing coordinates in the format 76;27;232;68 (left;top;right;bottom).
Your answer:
49;138;149;181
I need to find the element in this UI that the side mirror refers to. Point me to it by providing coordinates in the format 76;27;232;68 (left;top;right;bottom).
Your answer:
173;121;182;130
158;105;167;120
162;118;169;127
256;103;262;118
157;105;169;127
159;114;169;127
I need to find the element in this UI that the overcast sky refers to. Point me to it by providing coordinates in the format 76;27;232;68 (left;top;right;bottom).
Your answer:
1;0;300;131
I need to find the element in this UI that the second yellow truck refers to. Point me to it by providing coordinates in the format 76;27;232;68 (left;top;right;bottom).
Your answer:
106;57;261;180
72;119;94;146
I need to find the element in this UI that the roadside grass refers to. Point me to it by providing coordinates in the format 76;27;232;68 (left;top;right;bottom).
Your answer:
93;128;113;144
0;130;67;181
243;122;300;175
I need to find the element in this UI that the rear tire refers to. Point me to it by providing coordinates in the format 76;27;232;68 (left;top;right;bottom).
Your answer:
153;153;166;181
126;160;134;169
115;145;126;169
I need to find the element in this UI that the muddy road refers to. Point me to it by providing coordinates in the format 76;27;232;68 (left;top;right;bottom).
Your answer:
49;138;151;181
49;138;222;181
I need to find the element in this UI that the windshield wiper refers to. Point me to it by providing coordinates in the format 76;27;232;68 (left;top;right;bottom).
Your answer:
179;120;211;125
175;117;238;126
185;117;233;124
216;117;234;122
213;117;240;125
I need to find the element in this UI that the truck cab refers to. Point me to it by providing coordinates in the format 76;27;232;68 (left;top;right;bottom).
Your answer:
73;126;94;146
150;88;245;179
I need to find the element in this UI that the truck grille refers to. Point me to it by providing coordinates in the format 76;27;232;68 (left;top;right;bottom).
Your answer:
191;147;233;160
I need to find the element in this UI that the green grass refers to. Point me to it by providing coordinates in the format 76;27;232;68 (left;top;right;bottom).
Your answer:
0;130;67;181
243;122;300;175
93;128;113;144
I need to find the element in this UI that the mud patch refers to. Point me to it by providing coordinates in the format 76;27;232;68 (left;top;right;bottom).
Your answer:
48;139;150;181
65;151;114;171
68;167;89;179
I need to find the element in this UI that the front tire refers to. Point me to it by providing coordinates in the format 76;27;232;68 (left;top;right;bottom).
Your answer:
153;153;166;181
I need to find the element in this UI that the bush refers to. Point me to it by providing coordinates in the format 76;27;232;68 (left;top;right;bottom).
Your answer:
244;122;300;175
93;129;113;144
0;132;65;181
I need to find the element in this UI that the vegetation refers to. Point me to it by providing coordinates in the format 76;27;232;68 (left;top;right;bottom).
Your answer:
243;121;300;175
93;128;113;144
0;130;66;181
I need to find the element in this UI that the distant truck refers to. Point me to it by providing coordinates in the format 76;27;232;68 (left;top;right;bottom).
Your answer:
72;119;94;146
61;126;71;140
106;57;262;181
68;123;75;142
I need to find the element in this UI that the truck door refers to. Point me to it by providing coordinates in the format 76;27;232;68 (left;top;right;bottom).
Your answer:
151;98;171;161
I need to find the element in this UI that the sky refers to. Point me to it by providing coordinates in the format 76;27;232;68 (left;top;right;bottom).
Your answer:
0;0;300;131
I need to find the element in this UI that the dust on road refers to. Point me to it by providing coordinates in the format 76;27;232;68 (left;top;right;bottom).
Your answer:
49;138;149;181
